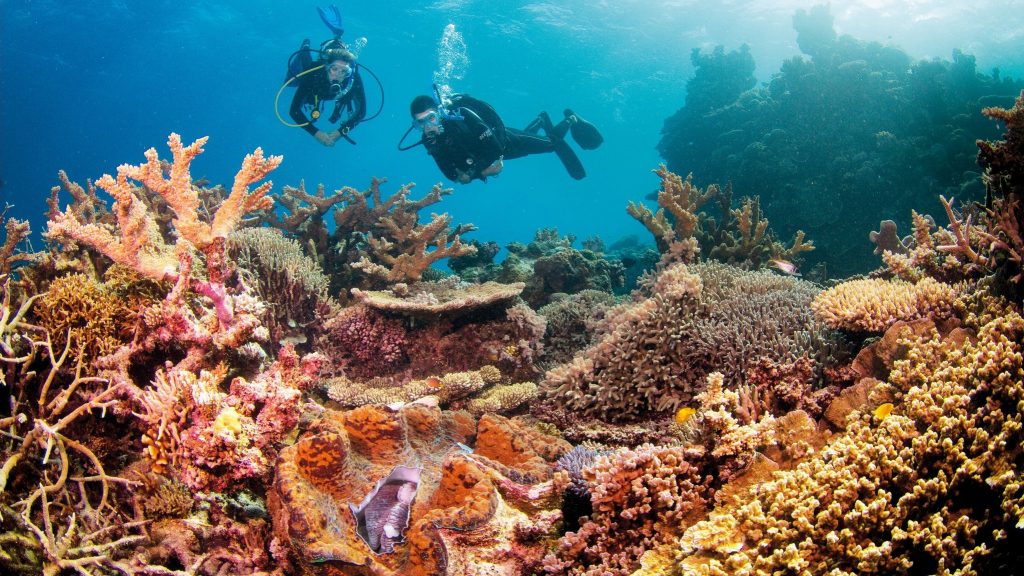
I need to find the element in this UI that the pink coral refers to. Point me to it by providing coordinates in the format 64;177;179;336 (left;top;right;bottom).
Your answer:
319;304;409;379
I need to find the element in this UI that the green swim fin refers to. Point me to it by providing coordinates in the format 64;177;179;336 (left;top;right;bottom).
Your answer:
564;109;603;150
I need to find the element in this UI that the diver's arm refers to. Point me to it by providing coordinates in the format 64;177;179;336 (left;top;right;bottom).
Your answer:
289;83;320;136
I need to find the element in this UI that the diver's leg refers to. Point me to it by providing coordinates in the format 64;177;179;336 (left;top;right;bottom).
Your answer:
505;129;585;180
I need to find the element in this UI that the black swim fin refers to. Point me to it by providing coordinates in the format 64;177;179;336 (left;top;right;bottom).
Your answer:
564;108;603;150
538;112;585;179
553;139;586;180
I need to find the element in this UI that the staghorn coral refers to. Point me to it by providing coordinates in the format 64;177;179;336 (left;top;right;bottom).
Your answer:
290;177;478;292
674;297;1024;575
627;166;813;269
976;90;1024;296
541;261;847;423
46;134;279;372
268;403;567;576
0;279;147;576
811;276;960;332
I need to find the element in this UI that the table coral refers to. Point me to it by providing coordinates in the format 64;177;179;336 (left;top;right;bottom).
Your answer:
811;276;960;332
320;280;544;382
269;404;567;576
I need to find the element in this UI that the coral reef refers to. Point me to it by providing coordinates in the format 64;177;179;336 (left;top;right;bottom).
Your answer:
658;4;1024;276
541;261;848;422
673;296;1024;574
10;77;1024;576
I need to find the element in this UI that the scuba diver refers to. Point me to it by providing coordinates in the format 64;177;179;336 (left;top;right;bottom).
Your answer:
276;6;383;146
399;89;603;184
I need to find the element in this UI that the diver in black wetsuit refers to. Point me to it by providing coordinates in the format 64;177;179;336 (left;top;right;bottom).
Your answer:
289;39;367;147
404;93;603;183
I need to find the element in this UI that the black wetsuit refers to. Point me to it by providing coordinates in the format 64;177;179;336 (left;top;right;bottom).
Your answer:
289;66;366;137
424;95;565;183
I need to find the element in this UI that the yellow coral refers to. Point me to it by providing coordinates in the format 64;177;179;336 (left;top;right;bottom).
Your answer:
213;406;244;441
676;299;1024;575
466;382;538;416
811;277;959;331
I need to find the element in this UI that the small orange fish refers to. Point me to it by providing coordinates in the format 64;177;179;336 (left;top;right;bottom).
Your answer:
768;259;801;276
424;376;442;389
874;402;894;419
675;407;697;425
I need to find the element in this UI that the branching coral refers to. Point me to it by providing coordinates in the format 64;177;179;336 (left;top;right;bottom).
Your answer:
627;166;814;269
541;262;846;422
811;276;960;332
0;279;144;575
977;90;1024;294
674;297;1024;575
45;134;279;372
279;177;478;294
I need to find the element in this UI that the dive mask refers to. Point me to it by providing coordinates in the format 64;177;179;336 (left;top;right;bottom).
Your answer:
415;110;441;130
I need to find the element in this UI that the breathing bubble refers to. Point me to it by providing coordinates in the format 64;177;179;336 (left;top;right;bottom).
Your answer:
433;23;469;102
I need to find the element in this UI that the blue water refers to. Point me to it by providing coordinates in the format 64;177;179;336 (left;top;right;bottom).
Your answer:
3;1;1023;258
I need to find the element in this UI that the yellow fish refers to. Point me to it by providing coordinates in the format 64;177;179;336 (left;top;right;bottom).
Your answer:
874;402;894;419
675;407;697;425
